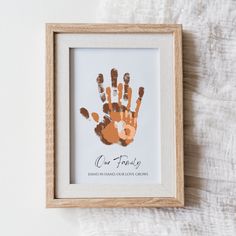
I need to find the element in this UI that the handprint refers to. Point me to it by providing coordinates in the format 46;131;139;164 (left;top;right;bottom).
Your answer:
80;68;144;146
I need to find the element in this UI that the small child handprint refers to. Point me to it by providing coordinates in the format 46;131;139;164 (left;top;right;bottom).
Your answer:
80;68;144;146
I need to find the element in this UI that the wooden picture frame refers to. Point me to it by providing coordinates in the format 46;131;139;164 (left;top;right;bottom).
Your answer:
46;23;184;208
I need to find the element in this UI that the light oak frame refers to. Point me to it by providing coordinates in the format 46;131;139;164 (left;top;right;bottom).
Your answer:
46;23;184;208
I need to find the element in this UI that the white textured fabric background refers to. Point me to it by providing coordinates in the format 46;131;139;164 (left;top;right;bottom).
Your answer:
75;1;236;236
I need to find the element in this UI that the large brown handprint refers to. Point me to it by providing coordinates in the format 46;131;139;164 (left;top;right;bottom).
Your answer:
80;68;144;146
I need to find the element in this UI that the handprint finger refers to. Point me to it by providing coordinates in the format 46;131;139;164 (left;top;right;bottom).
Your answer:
119;111;123;120
111;68;118;99
91;112;99;123
131;117;137;129
123;73;130;101
127;112;131;124
118;83;123;108
134;87;144;118
134;118;137;128
124;110;128;122
126;87;132;111
96;74;106;102
80;107;89;119
106;87;112;111
128;111;134;125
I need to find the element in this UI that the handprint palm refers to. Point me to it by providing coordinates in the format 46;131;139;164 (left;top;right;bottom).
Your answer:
80;68;144;146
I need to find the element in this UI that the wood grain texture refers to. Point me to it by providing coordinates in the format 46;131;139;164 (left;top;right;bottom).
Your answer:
46;23;181;33
46;24;183;208
46;25;55;206
46;197;183;208
174;26;184;206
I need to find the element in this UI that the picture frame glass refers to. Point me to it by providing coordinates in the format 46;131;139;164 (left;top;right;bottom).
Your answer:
70;48;161;185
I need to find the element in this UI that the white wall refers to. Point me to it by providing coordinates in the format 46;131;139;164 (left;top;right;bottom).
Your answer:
0;1;102;235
